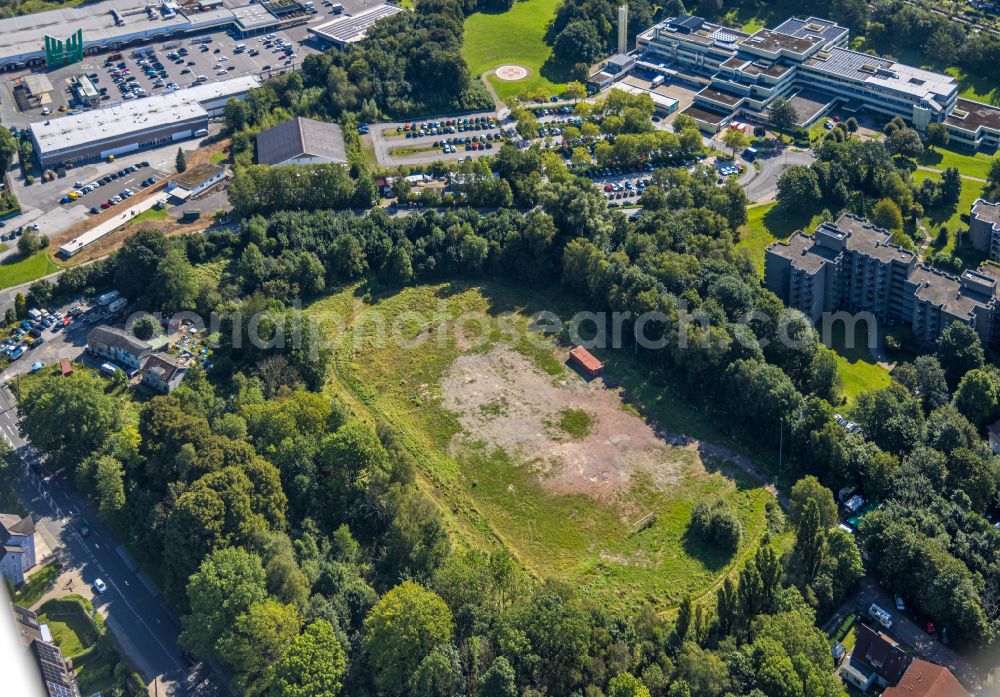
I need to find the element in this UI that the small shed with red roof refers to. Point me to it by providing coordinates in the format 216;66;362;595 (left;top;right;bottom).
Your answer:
569;346;603;378
59;358;73;377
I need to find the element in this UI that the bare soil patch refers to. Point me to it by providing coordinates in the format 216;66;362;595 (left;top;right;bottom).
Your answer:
441;345;692;500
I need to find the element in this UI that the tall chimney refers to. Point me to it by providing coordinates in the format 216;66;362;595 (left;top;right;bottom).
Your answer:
618;4;629;54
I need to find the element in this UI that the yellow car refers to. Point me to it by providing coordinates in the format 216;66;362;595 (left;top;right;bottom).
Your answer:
68;191;80;200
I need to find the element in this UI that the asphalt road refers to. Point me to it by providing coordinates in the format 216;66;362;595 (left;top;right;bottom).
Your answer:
1;386;221;696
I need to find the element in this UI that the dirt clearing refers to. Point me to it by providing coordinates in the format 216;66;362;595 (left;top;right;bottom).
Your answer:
441;346;696;500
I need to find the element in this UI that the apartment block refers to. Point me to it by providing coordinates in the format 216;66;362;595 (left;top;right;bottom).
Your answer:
969;198;1000;261
633;13;1000;148
765;214;1000;346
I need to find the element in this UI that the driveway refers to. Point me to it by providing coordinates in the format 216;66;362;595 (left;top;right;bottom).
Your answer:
833;576;982;692
736;147;815;203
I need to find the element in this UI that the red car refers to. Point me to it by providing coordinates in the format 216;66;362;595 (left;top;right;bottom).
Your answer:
101;201;112;209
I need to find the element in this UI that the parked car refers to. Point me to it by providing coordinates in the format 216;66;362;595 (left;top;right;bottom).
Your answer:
94;578;107;593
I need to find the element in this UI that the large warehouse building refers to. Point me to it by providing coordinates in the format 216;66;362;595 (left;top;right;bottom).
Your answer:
29;75;258;167
0;0;311;69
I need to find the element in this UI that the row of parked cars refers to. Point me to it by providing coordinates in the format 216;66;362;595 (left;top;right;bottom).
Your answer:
2;309;71;362
436;133;501;154
399;116;498;138
61;162;153;205
532;105;576;117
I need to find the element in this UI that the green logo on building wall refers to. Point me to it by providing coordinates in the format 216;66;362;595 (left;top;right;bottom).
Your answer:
44;29;84;68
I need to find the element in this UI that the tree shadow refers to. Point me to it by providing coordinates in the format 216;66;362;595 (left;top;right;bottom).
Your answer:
762;202;818;239
680;527;733;574
539;56;578;88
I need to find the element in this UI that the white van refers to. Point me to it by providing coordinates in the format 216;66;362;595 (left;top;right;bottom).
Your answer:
195;75;208;83
869;603;893;629
194;128;209;137
234;43;247;53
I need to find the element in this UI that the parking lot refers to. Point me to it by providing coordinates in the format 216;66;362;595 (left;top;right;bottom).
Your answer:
5;125;217;245
0;302;93;382
59;162;167;216
1;25;326;128
369;111;504;166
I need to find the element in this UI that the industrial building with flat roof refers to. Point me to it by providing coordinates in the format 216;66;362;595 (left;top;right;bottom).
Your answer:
30;75;258;167
308;3;403;46
765;214;1000;347
0;0;310;68
629;13;1000;148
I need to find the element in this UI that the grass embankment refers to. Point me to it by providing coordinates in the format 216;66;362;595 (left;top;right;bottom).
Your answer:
311;282;775;613
462;0;567;103
0;251;60;290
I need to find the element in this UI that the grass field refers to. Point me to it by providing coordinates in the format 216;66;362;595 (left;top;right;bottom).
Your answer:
462;0;567;103
737;202;825;276
0;251;60;290
825;321;891;405
917;145;996;181
312;282;775;612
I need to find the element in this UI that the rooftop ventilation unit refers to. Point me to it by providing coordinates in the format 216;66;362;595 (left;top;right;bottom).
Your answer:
859;64;877;74
815;50;830;60
804;23;823;31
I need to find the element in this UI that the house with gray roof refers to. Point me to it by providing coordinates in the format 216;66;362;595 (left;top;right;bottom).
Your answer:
87;325;152;371
256;117;347;167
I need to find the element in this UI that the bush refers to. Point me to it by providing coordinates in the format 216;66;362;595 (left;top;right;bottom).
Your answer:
689;500;742;555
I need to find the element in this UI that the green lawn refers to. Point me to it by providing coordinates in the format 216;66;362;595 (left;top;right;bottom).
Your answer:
737;202;826;276
312;281;775;612
0;251;60;290
825;320;891;405
917;145;996;181
462;0;568;103
913;169;988;269
130;207;169;224
13;562;61;608
946;67;1000;106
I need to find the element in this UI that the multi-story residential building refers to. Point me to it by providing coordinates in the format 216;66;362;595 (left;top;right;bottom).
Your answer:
969;198;1000;261
0;514;37;587
87;325;152;371
632;13;1000;147
765;214;1000;347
